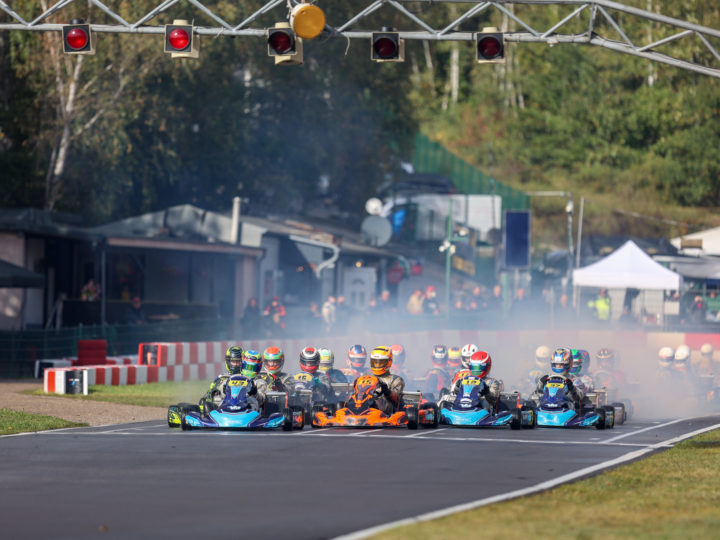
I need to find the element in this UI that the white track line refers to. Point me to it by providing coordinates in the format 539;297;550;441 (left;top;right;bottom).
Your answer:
603;417;690;443
332;422;720;540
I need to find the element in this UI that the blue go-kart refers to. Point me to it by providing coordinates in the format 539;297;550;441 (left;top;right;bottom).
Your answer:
168;374;301;431
536;376;614;429
439;375;536;429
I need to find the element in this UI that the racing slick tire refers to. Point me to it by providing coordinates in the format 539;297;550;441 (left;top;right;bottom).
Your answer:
421;403;439;429
180;413;193;431
407;406;419;430
603;405;616;428
510;408;523;430
521;404;537;429
611;402;627;424
595;407;607;430
282;407;294;431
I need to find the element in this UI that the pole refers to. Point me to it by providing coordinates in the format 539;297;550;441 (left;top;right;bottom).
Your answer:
566;194;574;286
100;246;106;326
576;196;584;268
445;197;453;320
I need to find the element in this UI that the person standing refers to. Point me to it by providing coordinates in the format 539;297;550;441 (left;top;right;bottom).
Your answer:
587;288;611;323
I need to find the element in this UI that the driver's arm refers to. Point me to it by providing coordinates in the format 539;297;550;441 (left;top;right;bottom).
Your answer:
388;376;405;405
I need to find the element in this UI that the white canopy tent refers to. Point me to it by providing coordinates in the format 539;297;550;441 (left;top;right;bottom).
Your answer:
573;240;682;290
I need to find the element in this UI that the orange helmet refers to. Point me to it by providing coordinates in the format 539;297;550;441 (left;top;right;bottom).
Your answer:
370;346;393;376
390;344;405;368
447;347;462;369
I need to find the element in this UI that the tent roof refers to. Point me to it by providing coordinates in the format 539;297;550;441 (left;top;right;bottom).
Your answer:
573;240;681;290
0;259;45;288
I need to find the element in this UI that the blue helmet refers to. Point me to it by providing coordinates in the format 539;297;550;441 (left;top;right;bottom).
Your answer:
347;344;367;370
551;348;572;376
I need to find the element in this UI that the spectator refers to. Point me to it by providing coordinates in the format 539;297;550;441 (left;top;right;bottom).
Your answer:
587;288;611;323
81;279;101;301
321;295;336;333
377;289;396;314
407;289;425;315
486;284;503;313
467;286;484;312
242;297;262;337
688;295;707;325
423;285;440;315
263;296;287;335
336;295;351;335
125;296;148;325
509;287;528;323
554;292;574;326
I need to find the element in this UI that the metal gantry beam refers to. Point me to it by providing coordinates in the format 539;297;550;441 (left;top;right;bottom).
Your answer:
2;0;719;78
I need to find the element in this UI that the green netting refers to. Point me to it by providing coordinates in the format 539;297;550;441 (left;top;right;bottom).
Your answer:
412;133;529;210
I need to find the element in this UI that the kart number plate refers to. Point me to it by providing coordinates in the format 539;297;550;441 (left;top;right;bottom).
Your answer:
547;382;564;388
228;379;249;387
461;378;481;386
294;373;313;382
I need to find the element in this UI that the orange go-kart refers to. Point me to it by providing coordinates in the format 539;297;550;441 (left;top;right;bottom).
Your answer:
311;375;438;429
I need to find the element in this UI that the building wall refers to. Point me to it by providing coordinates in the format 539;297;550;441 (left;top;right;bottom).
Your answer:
0;232;25;330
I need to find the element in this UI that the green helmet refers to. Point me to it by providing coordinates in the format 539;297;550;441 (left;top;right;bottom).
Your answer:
569;348;583;376
241;349;262;379
225;346;244;374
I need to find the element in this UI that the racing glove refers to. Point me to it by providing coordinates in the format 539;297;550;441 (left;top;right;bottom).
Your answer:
566;378;574;390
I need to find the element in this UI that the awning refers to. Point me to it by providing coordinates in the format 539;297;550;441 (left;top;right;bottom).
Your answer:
0;259;45;288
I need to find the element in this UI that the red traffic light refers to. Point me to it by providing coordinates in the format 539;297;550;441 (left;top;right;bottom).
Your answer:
268;30;294;55
476;30;504;63
371;31;404;62
167;27;190;51
62;24;94;54
66;28;88;50
373;36;397;59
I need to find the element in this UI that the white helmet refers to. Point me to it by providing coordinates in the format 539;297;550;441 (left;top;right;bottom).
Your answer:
674;345;690;371
461;344;479;369
700;343;713;357
658;347;674;369
535;345;551;369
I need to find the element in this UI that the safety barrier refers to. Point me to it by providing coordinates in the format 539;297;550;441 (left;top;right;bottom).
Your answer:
42;330;719;393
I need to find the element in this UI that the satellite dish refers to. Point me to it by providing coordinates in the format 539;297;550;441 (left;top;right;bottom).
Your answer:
361;216;392;247
365;197;383;216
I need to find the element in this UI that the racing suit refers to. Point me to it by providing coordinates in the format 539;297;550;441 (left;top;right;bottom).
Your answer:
322;368;348;384
374;373;405;415
286;371;334;404
201;373;266;412
257;371;289;392
533;374;583;408
423;367;451;395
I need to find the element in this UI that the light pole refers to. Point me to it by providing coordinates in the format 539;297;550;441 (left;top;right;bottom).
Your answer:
439;198;469;319
565;194;574;284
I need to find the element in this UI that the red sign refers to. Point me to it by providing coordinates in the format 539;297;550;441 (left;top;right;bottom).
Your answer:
387;266;403;284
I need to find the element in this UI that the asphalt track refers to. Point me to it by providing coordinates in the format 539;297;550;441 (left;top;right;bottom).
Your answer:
2;415;719;540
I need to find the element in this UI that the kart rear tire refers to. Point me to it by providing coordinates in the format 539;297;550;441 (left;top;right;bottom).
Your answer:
421;403;439;429
611;402;627;424
510;408;522;430
521;404;537;429
604;405;616;428
595;407;607;430
282;407;293;431
407;406;419;430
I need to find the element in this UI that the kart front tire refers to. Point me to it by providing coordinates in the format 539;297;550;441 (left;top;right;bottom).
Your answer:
407;406;419;430
180;413;192;431
282;408;293;431
510;408;522;430
595;407;607;430
521;404;537;429
611;402;627;424
604;405;616;428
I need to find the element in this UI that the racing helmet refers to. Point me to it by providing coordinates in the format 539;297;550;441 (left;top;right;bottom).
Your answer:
658;347;674;369
674;345;690;372
447;347;463;369
461;344;480;369
469;350;492;379
225;346;244;374
370;346;393;376
241;349;262;379
390;345;406;368
347;344;367;371
262;347;284;375
596;347;615;369
551;348;572;376
300;347;321;374
318;348;334;373
535;345;551;369
580;350;591;374
700;343;714;359
431;345;448;368
569;349;583;376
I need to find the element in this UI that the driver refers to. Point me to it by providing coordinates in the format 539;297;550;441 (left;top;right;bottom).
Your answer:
258;346;289;392
390;344;409;378
526;345;550;394
288;347;333;402
369;345;405;415
534;347;584;407
441;351;500;411
342;345;369;379
318;348;348;383
202;347;266;411
424;345;451;393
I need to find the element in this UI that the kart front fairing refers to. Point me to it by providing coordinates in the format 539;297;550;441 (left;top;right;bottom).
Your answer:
440;376;513;427
183;375;285;429
537;377;599;427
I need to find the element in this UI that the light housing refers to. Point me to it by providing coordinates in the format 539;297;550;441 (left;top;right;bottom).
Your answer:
267;22;303;65
290;3;326;40
371;28;404;62
62;21;95;55
165;20;199;59
476;26;504;64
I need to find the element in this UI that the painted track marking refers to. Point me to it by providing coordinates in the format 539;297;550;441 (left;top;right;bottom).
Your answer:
603;417;689;443
332;421;720;540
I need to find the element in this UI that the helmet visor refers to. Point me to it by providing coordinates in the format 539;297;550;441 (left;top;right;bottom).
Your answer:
370;357;390;373
264;358;283;373
300;358;319;373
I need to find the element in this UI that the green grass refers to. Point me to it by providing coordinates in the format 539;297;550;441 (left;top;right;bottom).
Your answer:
0;409;86;435
30;380;209;408
374;429;720;540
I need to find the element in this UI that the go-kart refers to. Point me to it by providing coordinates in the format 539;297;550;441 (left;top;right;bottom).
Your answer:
438;375;535;429
590;370;633;424
536;376;614;429
311;375;438;429
284;372;340;425
167;374;302;431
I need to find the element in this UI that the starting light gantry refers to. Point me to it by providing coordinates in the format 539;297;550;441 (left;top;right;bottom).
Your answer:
1;1;719;77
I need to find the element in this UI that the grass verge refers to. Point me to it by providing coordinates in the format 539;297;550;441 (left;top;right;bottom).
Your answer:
29;380;209;408
0;408;86;435
374;428;720;540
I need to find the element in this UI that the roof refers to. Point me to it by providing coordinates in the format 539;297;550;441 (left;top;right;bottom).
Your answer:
573;241;682;290
0;208;99;240
671;226;720;256
0;259;45;288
